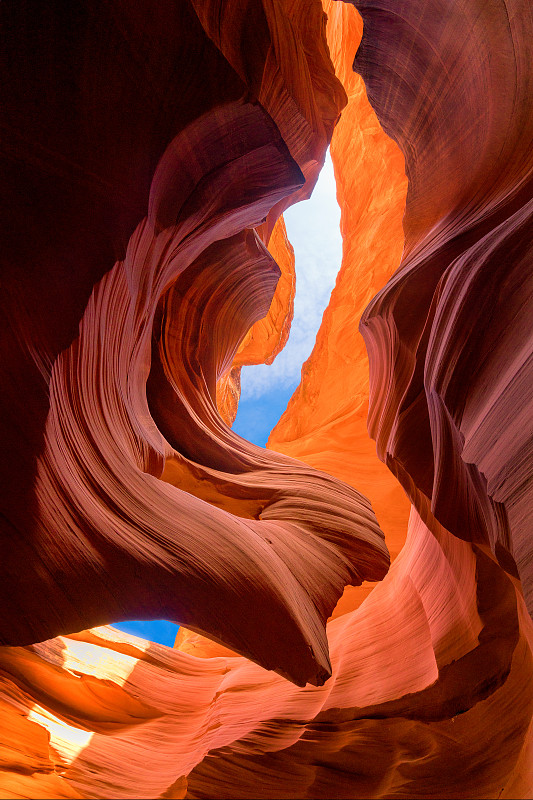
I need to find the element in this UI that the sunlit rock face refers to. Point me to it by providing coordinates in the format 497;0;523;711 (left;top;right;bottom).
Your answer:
1;1;532;799
269;2;411;614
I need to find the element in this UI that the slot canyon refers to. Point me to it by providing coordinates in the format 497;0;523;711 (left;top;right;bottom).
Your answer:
0;0;532;797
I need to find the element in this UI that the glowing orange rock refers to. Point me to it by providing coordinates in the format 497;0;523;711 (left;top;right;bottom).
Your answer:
0;0;532;798
269;1;410;615
174;627;237;659
233;216;296;372
353;0;533;615
1;521;531;798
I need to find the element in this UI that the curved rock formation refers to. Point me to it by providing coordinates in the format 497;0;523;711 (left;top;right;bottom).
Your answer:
353;0;533;610
0;0;532;798
0;0;389;690
269;0;411;615
1;520;532;798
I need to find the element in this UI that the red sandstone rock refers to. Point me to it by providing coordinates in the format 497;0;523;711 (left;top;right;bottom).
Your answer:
1;520;531;798
0;0;388;689
353;0;533;613
0;0;532;798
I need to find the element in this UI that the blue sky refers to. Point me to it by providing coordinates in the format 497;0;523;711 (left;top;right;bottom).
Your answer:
112;151;342;647
233;150;341;446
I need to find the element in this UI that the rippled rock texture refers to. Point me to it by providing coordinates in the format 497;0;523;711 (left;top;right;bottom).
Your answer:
0;0;388;689
1;0;532;798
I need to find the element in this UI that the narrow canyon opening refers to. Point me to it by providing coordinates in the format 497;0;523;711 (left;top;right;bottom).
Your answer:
233;150;342;447
3;1;532;797
111;1;412;645
112;151;343;646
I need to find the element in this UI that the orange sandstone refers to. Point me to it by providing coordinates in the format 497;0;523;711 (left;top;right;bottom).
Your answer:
0;0;532;798
269;1;410;615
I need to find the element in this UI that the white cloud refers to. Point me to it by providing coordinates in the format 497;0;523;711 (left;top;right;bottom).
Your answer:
240;150;342;401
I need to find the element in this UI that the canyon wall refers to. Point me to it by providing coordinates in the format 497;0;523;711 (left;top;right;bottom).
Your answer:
0;0;388;688
269;1;411;614
0;0;532;798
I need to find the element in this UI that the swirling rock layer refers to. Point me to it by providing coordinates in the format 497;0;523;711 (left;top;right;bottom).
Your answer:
354;0;533;607
0;0;389;690
0;0;532;798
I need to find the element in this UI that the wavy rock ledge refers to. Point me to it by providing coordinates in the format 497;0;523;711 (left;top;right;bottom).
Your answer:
0;0;390;690
0;0;532;798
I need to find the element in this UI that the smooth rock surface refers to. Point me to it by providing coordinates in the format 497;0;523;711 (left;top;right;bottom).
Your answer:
0;0;532;797
0;0;388;690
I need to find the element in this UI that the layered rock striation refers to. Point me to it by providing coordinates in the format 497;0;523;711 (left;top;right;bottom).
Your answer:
353;0;533;613
0;0;388;689
0;0;532;798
